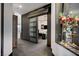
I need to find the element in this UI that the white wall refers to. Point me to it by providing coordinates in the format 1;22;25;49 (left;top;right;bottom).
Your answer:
51;3;76;56
17;15;21;39
4;3;13;56
0;3;1;56
38;14;47;34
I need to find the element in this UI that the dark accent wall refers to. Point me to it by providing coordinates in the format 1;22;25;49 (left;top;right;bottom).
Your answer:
21;14;29;40
21;4;51;46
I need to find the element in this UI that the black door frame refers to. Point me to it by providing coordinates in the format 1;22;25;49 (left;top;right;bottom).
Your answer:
21;4;51;47
1;3;4;56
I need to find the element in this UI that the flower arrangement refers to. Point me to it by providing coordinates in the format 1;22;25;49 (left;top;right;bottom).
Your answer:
59;13;79;43
59;13;79;28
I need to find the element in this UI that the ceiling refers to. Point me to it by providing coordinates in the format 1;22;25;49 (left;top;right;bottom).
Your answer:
13;3;48;15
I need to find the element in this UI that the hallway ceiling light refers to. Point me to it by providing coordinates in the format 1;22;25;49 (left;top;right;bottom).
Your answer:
18;5;22;9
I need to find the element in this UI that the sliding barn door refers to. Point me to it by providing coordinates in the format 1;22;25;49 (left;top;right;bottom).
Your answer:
29;17;38;43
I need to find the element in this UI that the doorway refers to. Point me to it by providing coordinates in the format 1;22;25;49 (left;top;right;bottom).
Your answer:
37;14;48;44
29;14;48;43
13;3;51;56
13;14;21;48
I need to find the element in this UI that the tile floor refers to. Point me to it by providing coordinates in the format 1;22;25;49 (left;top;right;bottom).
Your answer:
13;39;53;56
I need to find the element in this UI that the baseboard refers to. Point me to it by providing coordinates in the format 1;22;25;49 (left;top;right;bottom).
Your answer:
51;52;54;56
50;47;54;56
9;52;13;56
47;44;51;47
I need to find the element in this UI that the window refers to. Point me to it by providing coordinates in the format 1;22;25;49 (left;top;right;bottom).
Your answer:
56;3;79;55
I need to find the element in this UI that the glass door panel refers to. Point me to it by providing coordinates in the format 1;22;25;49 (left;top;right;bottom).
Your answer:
29;17;38;43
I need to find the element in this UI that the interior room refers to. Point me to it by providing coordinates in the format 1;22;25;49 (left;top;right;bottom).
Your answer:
38;14;47;44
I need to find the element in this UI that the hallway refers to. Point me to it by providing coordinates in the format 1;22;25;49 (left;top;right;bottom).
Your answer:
13;39;52;56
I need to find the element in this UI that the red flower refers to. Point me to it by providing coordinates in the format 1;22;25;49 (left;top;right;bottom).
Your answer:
66;17;74;22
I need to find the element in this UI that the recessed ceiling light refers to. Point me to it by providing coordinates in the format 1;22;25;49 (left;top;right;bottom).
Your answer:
69;11;73;14
18;5;22;9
